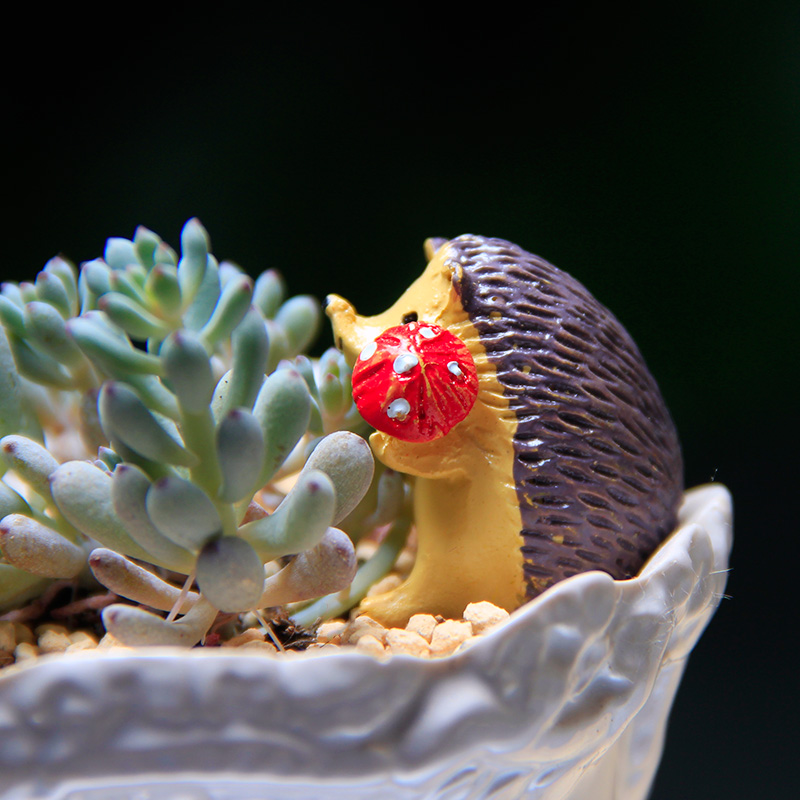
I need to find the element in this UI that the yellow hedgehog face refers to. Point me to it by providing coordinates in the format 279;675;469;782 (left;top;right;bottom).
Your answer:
326;239;465;366
325;237;512;483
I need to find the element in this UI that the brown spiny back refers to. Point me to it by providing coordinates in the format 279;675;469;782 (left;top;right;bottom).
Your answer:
447;235;683;598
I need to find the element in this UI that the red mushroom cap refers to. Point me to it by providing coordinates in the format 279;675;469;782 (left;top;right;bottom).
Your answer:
351;322;479;442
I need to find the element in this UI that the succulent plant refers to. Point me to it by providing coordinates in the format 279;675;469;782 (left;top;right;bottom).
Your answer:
0;219;408;647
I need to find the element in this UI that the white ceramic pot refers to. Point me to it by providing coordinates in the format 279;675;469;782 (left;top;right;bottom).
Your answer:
0;484;732;800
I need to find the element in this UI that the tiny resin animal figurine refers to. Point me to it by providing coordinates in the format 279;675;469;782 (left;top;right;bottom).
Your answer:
327;235;683;627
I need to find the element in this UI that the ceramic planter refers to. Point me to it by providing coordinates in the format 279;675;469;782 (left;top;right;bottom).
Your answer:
0;484;732;800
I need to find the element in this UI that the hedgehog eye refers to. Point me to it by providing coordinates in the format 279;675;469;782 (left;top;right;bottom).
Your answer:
402;311;418;324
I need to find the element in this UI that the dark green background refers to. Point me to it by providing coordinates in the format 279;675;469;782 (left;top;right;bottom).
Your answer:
5;4;795;797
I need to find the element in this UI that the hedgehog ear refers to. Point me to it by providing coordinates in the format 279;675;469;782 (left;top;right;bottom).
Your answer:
424;237;448;262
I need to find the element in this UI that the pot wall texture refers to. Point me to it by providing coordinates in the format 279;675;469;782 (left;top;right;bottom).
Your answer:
0;485;732;800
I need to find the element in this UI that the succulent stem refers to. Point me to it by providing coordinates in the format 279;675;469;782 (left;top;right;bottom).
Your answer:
290;506;412;626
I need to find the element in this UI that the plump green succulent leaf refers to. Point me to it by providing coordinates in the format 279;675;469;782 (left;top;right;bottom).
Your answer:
302;431;374;524
146;263;182;317
259;526;356;607
160;330;215;414
291;355;318;397
0;479;32;518
210;369;233;422
216;408;265;503
225;306;269;412
34;271;72;318
252;269;285;319
182;255;220;331
96;446;122;472
97;292;169;340
43;257;79;316
154;240;178;267
252;368;311;485
217;260;244;288
99;382;196;467
0;328;26;438
133;225;161;269
196;536;265;612
264;319;290;373
6;332;75;388
89;547;197;613
238;468;335;561
198;275;253;348
80;259;113;299
275;295;321;356
1;435;60;500
102;595;218;647
318;371;347;419
123;374;180;421
125;262;148;289
0;514;86;578
177;218;211;307
104;437;166;480
336;465;402;541
104;237;139;271
1;282;25;307
365;467;405;528
68;314;162;376
0;296;27;336
111;464;196;573
24;301;87;367
108;267;148;306
145;475;222;552
50;460;156;563
0;564;49;614
317;347;343;380
19;282;37;303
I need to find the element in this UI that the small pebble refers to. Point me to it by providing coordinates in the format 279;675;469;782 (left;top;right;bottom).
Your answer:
429;619;473;657
223;629;266;647
394;549;416;575
385;628;430;658
0;621;16;653
345;615;387;644
13;623;35;645
463;601;510;635
405;613;437;642
65;638;98;654
38;630;72;654
365;574;402;597
354;634;385;657
35;623;69;638
316;619;347;644
14;642;39;661
68;630;99;647
238;640;278;653
355;539;379;561
97;633;131;649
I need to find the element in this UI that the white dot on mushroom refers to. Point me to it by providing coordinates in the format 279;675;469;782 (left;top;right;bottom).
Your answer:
359;341;378;361
447;361;463;378
392;353;419;374
387;398;411;421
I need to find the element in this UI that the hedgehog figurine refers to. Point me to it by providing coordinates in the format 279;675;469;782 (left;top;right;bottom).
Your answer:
326;235;683;628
